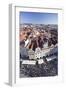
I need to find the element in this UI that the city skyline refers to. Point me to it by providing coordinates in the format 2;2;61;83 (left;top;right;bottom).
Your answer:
20;12;58;24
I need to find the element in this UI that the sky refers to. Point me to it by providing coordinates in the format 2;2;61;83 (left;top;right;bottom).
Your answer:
20;12;58;24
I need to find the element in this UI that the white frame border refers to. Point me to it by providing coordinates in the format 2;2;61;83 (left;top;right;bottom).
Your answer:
9;4;64;86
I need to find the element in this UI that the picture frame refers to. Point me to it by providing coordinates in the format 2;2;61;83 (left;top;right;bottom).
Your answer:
9;4;64;86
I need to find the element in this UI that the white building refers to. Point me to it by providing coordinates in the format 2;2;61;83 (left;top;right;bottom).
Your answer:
43;41;48;48
28;49;35;60
28;45;56;60
42;48;50;56
35;47;41;59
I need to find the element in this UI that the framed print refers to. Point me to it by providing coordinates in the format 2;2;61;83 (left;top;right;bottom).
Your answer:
9;4;64;86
